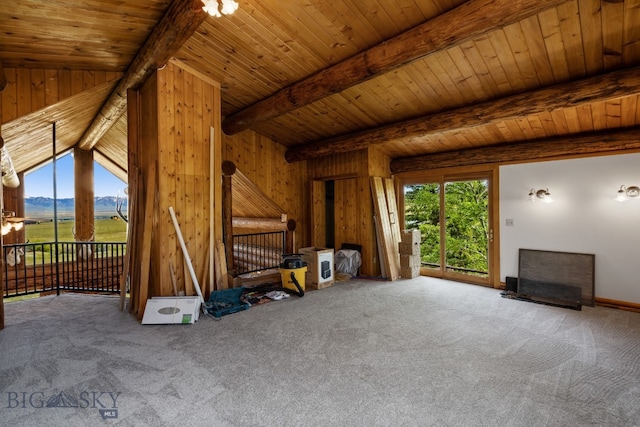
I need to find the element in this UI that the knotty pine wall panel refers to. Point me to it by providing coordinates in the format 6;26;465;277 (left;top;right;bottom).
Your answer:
130;62;221;300
158;62;219;297
0;68;121;123
136;72;161;302
307;147;390;276
333;177;359;252
310;180;326;248
222;130;308;249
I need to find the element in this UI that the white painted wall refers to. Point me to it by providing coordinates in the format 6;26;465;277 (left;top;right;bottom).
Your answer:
499;153;640;305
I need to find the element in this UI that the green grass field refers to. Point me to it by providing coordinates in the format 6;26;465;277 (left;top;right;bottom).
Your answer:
25;218;127;243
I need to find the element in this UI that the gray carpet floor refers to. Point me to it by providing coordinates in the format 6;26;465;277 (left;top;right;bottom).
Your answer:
1;276;639;426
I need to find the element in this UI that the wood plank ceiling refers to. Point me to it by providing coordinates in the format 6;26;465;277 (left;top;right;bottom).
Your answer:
1;0;639;177
0;0;172;178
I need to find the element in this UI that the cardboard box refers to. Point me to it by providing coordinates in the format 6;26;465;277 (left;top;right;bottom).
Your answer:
305;277;334;290
398;241;420;255
400;254;421;269
400;266;421;279
299;247;334;290
402;229;421;244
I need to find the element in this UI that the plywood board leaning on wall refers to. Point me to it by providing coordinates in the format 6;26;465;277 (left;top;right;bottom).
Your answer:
136;162;156;320
370;177;399;280
384;178;401;266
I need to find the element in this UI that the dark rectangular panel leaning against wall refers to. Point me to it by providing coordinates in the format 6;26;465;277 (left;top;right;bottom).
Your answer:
518;248;595;307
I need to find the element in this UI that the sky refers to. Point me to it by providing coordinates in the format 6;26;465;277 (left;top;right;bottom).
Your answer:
24;153;127;199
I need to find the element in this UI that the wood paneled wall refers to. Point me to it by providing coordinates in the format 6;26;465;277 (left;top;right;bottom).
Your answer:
0;68;121;123
222;130;308;249
129;62;221;305
368;147;391;177
307;147;391;276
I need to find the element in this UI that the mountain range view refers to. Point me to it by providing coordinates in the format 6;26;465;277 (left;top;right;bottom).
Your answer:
25;196;128;220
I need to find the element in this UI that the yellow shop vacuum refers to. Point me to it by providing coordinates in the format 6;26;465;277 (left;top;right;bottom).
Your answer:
279;254;306;297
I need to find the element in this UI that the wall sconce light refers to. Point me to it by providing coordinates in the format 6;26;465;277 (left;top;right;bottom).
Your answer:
202;0;239;17
616;185;640;202
528;188;553;203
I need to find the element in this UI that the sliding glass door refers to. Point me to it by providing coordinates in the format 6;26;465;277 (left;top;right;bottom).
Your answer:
404;182;442;271
444;179;489;281
402;169;496;287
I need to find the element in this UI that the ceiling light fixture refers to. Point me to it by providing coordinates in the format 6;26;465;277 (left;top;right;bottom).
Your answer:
616;185;640;202
202;0;239;17
528;188;553;203
0;136;20;188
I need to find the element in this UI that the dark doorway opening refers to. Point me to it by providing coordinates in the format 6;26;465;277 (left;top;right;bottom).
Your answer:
325;180;335;249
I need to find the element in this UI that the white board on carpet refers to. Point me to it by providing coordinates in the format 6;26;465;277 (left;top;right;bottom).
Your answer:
141;297;200;324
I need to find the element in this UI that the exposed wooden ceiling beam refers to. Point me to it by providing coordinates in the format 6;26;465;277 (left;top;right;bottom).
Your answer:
77;0;208;151
222;0;566;135
390;129;640;173
285;66;640;163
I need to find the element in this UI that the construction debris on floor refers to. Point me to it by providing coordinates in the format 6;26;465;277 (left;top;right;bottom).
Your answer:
207;282;302;320
207;287;250;319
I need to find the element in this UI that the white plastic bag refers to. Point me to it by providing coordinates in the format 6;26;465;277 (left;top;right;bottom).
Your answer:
335;249;362;277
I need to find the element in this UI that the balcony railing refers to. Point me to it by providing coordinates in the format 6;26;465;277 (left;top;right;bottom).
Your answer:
232;231;285;275
3;242;126;298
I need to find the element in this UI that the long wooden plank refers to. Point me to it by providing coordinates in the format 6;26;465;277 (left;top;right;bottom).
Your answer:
200;243;210;295
136;162;156;320
129;168;143;314
383;178;402;266
232;217;289;231
370;177;399;281
209;126;215;294
222;161;235;276
374;218;387;279
119;169;136;311
215;239;230;290
126;86;142;314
